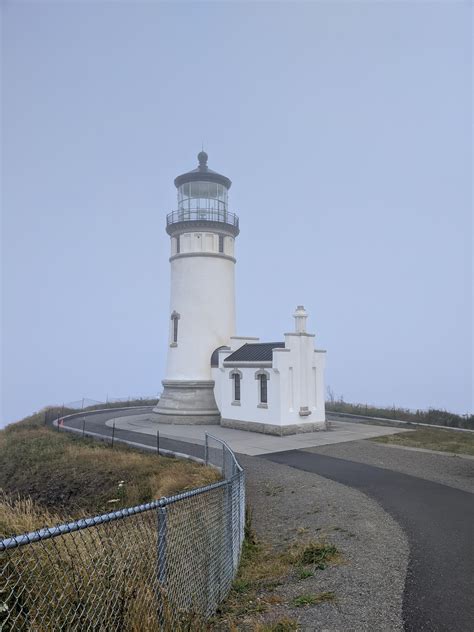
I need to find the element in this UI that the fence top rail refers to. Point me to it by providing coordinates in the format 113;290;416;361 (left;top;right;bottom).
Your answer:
205;432;243;474
0;476;233;551
52;406;155;426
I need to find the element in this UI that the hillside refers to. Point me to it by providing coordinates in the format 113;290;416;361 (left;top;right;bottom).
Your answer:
0;407;219;536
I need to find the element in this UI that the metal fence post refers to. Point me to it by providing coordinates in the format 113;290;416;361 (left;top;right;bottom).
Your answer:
82;417;86;438
156;430;160;456
111;421;115;448
204;434;209;466
225;479;234;596
157;505;168;629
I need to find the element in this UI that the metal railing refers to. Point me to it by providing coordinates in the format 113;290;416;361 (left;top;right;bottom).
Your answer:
166;209;240;230
0;434;245;631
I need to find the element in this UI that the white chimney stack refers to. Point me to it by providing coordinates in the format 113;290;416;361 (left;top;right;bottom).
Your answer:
293;305;308;333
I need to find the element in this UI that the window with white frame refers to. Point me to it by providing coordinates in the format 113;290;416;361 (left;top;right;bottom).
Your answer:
255;370;269;405
230;370;242;403
259;374;268;403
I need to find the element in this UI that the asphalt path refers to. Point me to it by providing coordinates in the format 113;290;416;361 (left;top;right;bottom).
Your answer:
60;409;474;631
264;449;474;632
59;408;205;461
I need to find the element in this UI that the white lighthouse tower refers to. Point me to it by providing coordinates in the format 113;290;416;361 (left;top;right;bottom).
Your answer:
153;151;239;424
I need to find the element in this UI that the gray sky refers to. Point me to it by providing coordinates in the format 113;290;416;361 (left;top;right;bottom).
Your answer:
2;1;472;425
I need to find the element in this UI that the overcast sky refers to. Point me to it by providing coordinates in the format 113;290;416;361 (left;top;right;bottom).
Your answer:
2;1;472;425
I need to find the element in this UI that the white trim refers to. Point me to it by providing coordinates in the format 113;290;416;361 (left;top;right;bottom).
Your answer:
170;252;236;263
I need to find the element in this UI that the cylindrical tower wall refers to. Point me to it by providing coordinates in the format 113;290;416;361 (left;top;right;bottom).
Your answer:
165;252;236;381
153;151;238;424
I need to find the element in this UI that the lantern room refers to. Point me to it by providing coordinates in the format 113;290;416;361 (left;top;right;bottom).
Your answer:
167;151;238;232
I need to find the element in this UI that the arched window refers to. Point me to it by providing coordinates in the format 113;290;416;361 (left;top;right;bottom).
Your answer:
229;370;242;404
255;370;270;406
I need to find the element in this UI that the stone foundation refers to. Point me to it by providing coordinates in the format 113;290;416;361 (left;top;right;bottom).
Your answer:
152;380;220;424
221;417;327;436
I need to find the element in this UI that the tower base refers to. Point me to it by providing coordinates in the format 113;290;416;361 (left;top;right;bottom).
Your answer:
152;380;221;425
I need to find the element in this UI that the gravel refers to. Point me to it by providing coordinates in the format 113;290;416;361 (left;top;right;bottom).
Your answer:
239;453;409;631
304;440;474;494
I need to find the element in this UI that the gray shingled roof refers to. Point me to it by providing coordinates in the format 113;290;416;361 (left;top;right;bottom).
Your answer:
224;342;285;363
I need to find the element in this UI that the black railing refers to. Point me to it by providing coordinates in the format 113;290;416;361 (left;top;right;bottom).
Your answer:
166;209;239;229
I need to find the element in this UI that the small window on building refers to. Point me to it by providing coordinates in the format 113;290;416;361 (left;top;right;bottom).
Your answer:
229;370;242;404
233;373;241;402
170;311;180;344
218;234;225;253
176;235;180;254
259;374;268;404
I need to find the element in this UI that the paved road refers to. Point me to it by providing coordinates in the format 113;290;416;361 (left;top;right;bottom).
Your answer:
61;409;474;631
264;449;474;632
59;408;205;460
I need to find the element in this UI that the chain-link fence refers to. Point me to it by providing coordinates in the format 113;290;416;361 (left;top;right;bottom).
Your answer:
0;434;245;631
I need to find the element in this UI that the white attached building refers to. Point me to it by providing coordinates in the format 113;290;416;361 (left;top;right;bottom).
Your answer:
212;306;326;435
153;152;327;434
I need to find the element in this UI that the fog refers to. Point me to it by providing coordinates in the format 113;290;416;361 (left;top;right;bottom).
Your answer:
2;1;472;425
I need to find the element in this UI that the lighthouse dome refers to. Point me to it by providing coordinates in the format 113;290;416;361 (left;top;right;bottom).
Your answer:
174;152;232;190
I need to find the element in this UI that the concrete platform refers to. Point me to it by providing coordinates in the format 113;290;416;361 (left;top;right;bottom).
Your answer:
106;414;409;456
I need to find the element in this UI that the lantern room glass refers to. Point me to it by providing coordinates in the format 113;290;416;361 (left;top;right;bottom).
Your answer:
177;181;228;221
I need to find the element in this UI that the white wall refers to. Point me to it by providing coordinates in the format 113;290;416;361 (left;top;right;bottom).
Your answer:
217;364;281;425
172;231;235;257
165;251;236;381
274;335;326;424
216;332;326;428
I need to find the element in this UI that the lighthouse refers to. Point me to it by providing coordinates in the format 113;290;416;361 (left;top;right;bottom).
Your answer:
153;151;239;424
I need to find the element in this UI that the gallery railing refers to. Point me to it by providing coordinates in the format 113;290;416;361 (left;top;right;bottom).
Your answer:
166;209;240;230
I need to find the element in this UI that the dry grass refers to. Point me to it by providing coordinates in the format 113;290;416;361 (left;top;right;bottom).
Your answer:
0;412;223;632
211;510;340;630
253;618;300;631
0;492;164;631
371;427;474;456
0;420;220;527
0;493;63;540
0;487;233;632
291;592;336;607
326;400;473;429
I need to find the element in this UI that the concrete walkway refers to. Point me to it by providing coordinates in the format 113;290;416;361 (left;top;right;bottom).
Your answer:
106;413;408;456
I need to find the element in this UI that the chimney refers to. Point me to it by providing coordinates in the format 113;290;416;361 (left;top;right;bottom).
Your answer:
293;305;308;333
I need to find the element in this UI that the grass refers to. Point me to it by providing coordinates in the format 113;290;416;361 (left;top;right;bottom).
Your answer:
0;408;223;631
211;507;340;629
291;592;336;608
0;491;195;632
255;619;299;631
293;542;339;570
326;400;473;429
371;427;474;456
0;409;220;529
